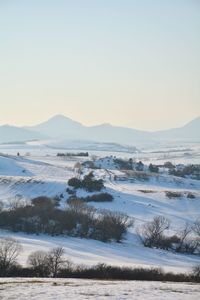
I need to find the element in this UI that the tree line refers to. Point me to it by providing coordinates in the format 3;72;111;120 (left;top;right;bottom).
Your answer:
0;238;200;282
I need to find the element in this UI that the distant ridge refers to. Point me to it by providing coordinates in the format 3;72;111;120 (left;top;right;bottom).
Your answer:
0;115;199;144
0;125;45;144
153;116;200;140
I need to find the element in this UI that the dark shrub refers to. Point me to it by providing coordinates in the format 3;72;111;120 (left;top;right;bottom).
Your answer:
84;193;113;203
82;172;104;192
68;173;104;192
95;211;134;242
149;164;159;173
68;178;82;189
57;152;89;157
66;188;76;195
69;193;113;204
164;162;175;169
135;161;144;171
138;190;154;194
187;192;195;199
165;191;182;198
114;158;133;170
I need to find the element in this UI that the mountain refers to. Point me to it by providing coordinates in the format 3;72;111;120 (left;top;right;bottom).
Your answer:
28;115;151;144
28;115;200;144
26;115;83;139
86;123;150;144
0;115;199;145
0;125;46;144
153;117;200;140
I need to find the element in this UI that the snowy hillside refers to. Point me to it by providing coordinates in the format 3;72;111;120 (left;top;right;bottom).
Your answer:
0;143;200;273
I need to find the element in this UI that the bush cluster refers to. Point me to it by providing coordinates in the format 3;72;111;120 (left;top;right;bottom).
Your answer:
0;197;131;242
165;191;196;199
57;152;89;157
68;172;104;192
138;216;200;254
68;193;113;204
149;164;159;173
169;164;200;180
165;191;182;198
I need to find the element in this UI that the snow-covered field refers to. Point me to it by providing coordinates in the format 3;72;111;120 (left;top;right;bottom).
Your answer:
0;142;200;273
0;278;200;300
1;230;200;273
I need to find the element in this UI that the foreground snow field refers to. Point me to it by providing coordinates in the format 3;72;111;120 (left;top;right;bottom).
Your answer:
0;142;200;272
0;278;200;300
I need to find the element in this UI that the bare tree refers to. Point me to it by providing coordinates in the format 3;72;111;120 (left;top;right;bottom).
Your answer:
138;216;170;248
0;238;22;275
27;250;50;277
28;247;71;277
175;223;192;252
175;223;199;254
193;265;200;279
47;247;65;278
193;219;200;237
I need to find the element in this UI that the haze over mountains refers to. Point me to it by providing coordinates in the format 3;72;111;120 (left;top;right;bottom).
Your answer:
0;115;199;145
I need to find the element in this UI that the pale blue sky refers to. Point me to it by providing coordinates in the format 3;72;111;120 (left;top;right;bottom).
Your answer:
0;0;199;130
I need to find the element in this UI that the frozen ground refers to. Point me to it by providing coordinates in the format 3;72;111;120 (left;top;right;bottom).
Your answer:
0;278;200;300
0;142;200;272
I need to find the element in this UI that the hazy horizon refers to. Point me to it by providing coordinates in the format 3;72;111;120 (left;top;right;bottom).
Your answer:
0;0;200;130
0;113;199;133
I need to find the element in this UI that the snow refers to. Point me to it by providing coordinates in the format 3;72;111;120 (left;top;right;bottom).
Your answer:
0;278;199;300
0;155;33;177
0;230;199;273
0;142;200;273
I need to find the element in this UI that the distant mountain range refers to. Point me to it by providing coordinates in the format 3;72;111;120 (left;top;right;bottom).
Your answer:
0;125;46;144
0;115;199;145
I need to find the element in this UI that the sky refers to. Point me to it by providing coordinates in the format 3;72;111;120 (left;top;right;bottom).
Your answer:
0;0;199;130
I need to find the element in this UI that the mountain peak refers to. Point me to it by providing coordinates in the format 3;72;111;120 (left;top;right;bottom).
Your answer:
28;114;83;139
45;114;81;124
49;114;71;121
35;114;83;128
